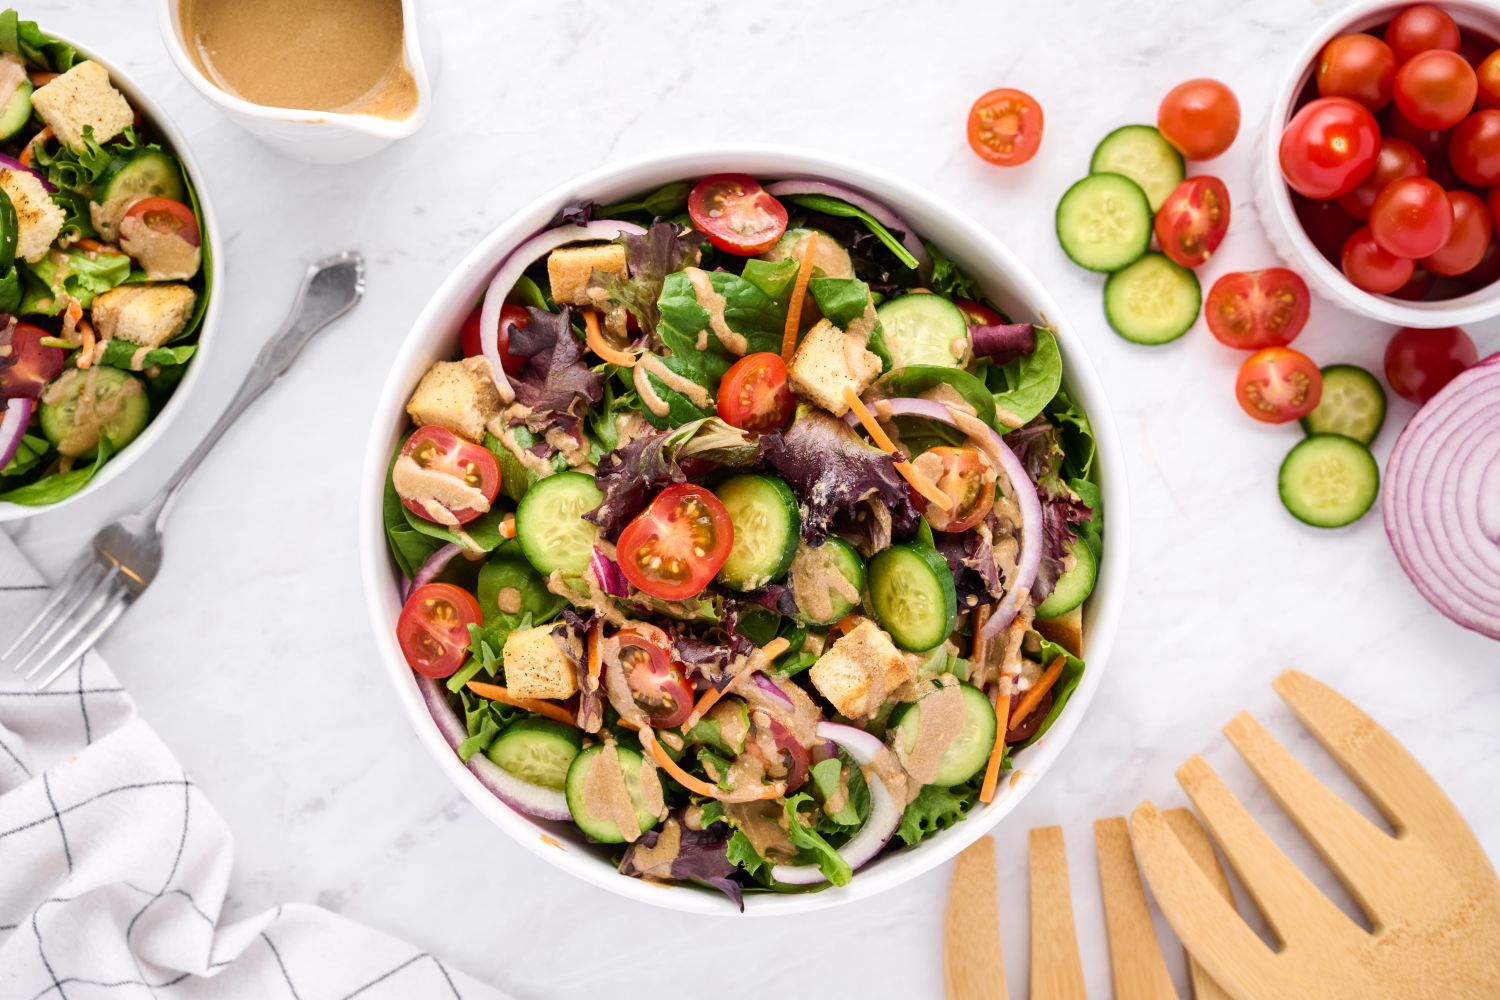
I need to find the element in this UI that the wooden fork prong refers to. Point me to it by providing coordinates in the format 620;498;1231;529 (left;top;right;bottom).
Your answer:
1224;710;1399;926
1176;754;1354;945
1094;817;1177;1000
1028;826;1086;1000
1164;809;1237;1000
1131;802;1278;1000
944;837;1007;1000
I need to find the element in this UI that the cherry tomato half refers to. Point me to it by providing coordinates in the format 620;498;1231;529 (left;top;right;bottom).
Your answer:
0;322;64;399
1385;5;1461;64
687;174;788;256
1158;78;1240;160
955;299;1005;327
459;304;527;374
1205;269;1311;349
1394;50;1478;130
1369;176;1453;258
617;483;734;601
966;88;1044;166
1318;33;1398;110
1234;347;1323;424
1338;136;1427;220
1450;109;1500;185
395;425;501;526
1342;225;1416;293
1279;97;1382;199
1153;176;1231;267
615;623;693;729
1384;325;1478;403
909;446;996;533
121;197;200;247
1422;189;1493;275
397;583;482;678
717;352;793;433
1478;50;1500;109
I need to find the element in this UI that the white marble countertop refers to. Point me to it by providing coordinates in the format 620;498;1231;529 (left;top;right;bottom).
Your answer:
8;0;1500;996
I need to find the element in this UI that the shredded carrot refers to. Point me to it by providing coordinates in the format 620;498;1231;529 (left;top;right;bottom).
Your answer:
27;70;57;86
978;687;1009;804
583;308;636;367
77;239;124;255
586;620;602;686
641;727;786;801
978;655;1066;804
465;682;576;726
832;614;862;635
780;233;819;361
498;514;516;540
971;605;990;662
843;387;954;511
18;126;51;167
75;319;95;370
684;636;790;725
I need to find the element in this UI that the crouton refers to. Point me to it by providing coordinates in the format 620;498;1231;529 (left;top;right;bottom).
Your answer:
1034;606;1083;658
788;318;881;416
91;284;196;348
809;619;916;719
404;356;502;443
502;625;580;701
30;61;134;152
547;243;627;306
0;169;64;262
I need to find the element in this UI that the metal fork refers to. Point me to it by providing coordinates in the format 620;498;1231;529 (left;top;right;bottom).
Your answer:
2;252;365;688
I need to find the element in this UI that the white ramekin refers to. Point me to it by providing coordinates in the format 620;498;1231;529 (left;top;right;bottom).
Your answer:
358;146;1130;915
1255;0;1500;328
155;0;434;164
0;32;223;524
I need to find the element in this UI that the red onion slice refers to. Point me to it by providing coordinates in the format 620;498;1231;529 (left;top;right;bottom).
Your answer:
590;546;630;597
750;671;795;711
1;397;33;471
771;722;903;884
872;397;1042;638
417;675;572;822
764;179;930;273
478;220;646;401
1383;354;1500;639
0;154;54;192
401;542;463;601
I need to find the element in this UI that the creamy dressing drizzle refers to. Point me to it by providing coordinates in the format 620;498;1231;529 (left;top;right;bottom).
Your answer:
583;740;644;843
632;354;712;416
118;216;201;281
486;416;554;477
896;676;965;787
390;453;490;526
684;267;748;355
788;544;860;625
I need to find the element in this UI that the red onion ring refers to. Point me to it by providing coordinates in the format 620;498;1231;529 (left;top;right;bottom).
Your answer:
750;671;795;711
870;397;1042;639
764;179;930;273
1383;353;1500;639
417;675;572;821
0;397;33;471
478;220;646;401
0;154;54;192
589;546;629;597
400;542;463;602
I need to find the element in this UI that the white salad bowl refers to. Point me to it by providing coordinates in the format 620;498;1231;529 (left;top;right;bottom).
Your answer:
358;146;1129;915
1255;0;1500;328
0;31;223;523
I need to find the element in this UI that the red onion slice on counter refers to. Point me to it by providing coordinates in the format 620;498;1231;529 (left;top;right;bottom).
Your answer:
0;397;33;471
771;722;903;885
872;397;1042;639
763;179;930;273
1383;354;1500;640
589;546;630;597
401;542;463;601
417;675;572;822
478;220;646;400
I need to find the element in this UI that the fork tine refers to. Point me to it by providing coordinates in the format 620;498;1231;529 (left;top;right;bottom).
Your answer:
1093;817;1177;1000
34;596;128;691
20;571;121;680
1224;710;1399;926
1176;754;1354;944
1028;826;1086;1000
1130;802;1276;1000
5;557;109;671
1164;809;1237;1000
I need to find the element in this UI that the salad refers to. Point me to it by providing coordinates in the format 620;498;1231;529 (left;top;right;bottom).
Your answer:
0;9;211;507
382;172;1102;905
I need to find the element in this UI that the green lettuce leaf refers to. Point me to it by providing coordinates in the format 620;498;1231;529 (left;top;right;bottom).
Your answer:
21;250;132;313
1;433;47;477
987;327;1062;428
786;194;918;270
0;9;78;72
925;242;983;301
1014;637;1085;750
0;436;112;505
897;777;983;847
810;752;871;829
96;342;197;371
727;830;773;883
783;792;852;886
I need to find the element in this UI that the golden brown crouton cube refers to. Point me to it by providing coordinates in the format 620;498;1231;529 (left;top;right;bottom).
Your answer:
546;244;627;306
0;169;64;262
809;619;915;718
91;284;196;348
788;319;882;416
405;357;502;443
502;624;579;701
30;61;134;152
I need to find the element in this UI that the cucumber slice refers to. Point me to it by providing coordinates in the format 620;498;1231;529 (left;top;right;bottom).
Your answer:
1279;434;1379;529
790;538;865;626
1055;173;1153;272
515;471;603;576
0;188;16;264
564;744;662;844
96;148;187;207
39;367;149;459
485;717;582;790
1104;253;1201;345
715;473;801;591
1090;125;1185;212
0;80;32;141
875;293;968;369
867;543;957;652
1035;535;1097;619
1300;364;1386;444
762;227;853;278
892;682;997;786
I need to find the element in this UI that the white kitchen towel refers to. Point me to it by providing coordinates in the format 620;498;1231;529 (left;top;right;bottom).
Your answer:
0;531;505;999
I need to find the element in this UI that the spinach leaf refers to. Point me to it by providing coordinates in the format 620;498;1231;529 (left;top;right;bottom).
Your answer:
1014;636;1085;750
657;270;782;356
0;264;18;313
783;792;853;886
807;276;873;328
0;437;112;505
177;168;213;341
597;181;692;220
876;364;997;430
741;257;799;310
476;542;562;631
987;327;1062;428
786;194;918;270
1;433;47;477
0;9;77;72
97;342;196;370
925;242;983;301
1048;387;1097;480
381;443;444;579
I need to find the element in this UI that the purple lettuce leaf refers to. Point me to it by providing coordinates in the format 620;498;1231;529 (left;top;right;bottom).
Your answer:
554;200;596;226
934;522;1003;608
1006;418;1093;602
970;322;1035;366
505;306;605;435
619;813;744;910
594;221;702;336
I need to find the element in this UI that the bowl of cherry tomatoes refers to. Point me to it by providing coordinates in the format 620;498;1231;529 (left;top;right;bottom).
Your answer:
1258;0;1500;327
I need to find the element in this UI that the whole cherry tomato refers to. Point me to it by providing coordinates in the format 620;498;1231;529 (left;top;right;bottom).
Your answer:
1317;33;1397;110
1279;97;1382;199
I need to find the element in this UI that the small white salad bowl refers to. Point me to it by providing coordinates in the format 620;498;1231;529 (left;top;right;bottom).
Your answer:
358;146;1129;915
0;31;223;523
